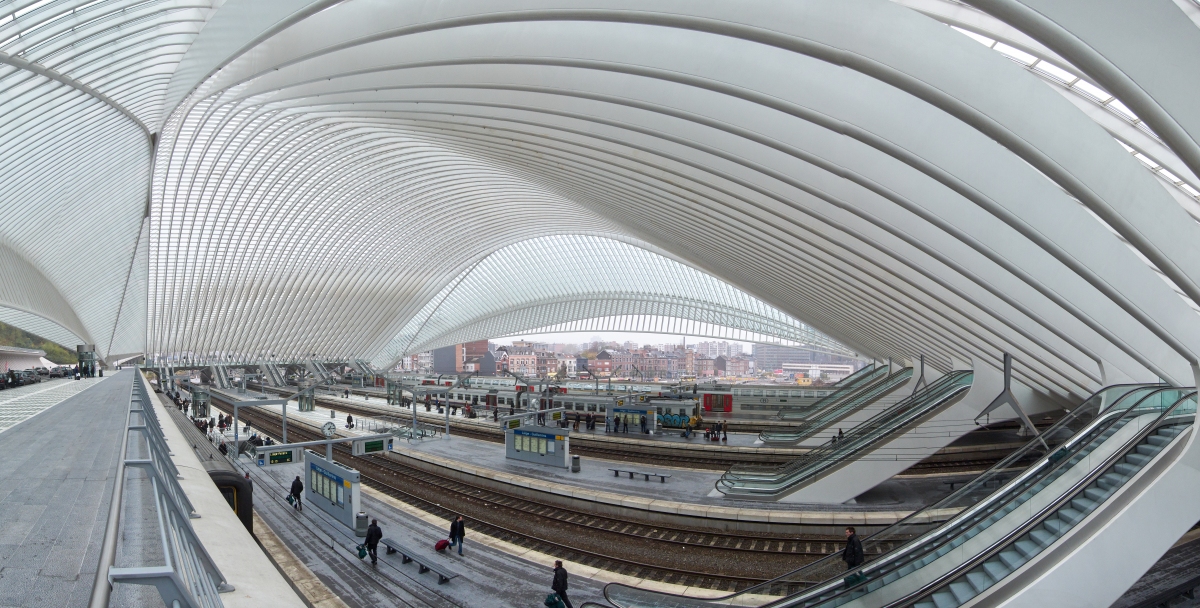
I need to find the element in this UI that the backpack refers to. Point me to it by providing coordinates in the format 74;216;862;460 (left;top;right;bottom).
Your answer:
544;593;566;608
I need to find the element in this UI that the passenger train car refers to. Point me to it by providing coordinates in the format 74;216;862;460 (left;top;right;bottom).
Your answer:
401;374;834;417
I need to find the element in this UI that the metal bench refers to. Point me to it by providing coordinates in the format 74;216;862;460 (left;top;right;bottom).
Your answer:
609;468;672;483
379;538;460;584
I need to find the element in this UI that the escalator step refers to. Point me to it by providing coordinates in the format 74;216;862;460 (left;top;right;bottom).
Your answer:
1161;427;1183;437
1014;539;1040;558
1125;453;1150;466
1030;529;1056;547
1147;435;1171;446
982;560;1012;582
1136;444;1162;456
1060;507;1084;523
965;570;994;593
930;590;959;608
1043;518;1067;535
948;581;977;604
1114;463;1138;476
1071;497;1097;512
998;549;1024;570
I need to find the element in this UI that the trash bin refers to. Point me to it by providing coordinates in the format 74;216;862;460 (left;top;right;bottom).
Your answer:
571;454;581;473
355;512;369;537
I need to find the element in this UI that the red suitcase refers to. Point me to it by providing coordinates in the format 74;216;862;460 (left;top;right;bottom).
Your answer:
435;539;450;552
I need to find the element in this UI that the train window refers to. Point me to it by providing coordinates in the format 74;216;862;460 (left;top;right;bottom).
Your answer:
587;404;597;412
765;390;776;397
753;389;763;397
599;406;607;412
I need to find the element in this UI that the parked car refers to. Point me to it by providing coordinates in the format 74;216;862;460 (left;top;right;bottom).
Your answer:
19;370;40;385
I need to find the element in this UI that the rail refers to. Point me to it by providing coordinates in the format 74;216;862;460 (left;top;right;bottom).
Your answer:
89;370;231;608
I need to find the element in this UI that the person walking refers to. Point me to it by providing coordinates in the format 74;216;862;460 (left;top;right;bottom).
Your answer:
346;414;354;429
838;428;844;442
448;515;466;556
290;475;304;512
365;519;383;565
551;560;573;608
842;526;864;572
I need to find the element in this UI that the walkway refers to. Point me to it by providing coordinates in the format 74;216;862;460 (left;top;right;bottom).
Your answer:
0;371;128;607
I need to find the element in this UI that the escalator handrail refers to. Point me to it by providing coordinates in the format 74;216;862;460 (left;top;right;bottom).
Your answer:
756;386;1180;606
718;372;971;490
761;368;914;444
775;365;886;418
876;390;1198;608
602;384;1157;608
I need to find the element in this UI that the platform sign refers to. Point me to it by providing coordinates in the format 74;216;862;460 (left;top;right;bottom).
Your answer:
352;437;392;456
304;450;361;529
505;426;570;468
256;446;302;467
506;418;522;429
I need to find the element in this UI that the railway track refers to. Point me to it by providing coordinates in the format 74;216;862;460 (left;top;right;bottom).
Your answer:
213;394;880;592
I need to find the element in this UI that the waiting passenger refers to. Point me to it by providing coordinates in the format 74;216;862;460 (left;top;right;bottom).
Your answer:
722;420;729;442
838;428;844;442
640;414;648;434
290;476;304;511
346;414;354;429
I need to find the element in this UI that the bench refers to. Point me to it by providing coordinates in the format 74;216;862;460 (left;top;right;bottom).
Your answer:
379;538;460;584
609;468;672;483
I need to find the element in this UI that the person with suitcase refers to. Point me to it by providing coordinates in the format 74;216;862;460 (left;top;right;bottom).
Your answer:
290;475;304;511
365;519;382;565
551;560;573;608
448;514;465;555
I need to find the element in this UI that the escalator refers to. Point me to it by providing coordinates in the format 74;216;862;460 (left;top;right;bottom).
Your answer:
760;367;914;446
602;384;1185;608
717;371;973;500
777;364;887;421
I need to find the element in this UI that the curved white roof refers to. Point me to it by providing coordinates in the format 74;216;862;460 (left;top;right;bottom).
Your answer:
0;0;1197;404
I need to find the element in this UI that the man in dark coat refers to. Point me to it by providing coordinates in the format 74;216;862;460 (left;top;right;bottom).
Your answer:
365;519;383;565
290;475;304;511
842;526;864;571
448;515;465;555
552;560;573;608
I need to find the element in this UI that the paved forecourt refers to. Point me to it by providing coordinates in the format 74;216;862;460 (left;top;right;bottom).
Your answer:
0;372;124;607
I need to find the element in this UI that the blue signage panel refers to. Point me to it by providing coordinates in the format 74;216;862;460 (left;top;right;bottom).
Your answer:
304;450;361;529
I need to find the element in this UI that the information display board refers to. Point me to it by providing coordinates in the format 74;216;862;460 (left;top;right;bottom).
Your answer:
505;426;570;468
256;446;302;467
352;437;393;455
304;450;362;529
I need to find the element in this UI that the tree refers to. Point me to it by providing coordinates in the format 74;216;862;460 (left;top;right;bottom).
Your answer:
557;363;567;378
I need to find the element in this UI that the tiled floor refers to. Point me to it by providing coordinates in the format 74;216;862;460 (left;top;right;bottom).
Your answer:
0;377;109;434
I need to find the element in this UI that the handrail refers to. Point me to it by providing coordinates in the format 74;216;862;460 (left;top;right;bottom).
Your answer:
774;385;1181;608
90;370;232;608
718;371;972;493
885;391;1197;608
761;368;913;444
776;364;883;419
603;384;1157;608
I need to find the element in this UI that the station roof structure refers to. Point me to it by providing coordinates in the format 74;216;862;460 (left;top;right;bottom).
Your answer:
0;0;1199;403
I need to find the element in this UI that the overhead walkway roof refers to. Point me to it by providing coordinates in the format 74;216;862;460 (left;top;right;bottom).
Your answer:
0;0;1196;406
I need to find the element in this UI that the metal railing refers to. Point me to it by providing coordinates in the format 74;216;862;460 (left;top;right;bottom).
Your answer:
90;371;232;608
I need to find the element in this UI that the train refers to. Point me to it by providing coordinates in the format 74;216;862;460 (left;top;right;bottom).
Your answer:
398;374;834;416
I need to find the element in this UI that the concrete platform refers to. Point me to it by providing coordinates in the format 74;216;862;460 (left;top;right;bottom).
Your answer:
151;386;306;608
209;396;966;532
249;458;609;608
0;373;121;607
